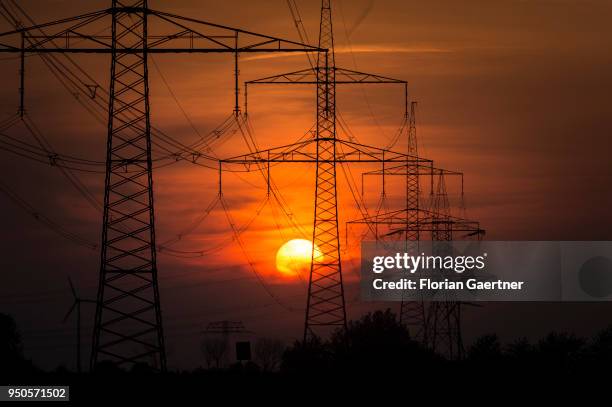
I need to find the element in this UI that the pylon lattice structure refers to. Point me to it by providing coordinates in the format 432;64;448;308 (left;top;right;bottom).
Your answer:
203;320;250;335
398;102;428;343
306;0;345;340
426;173;468;360
0;0;322;370
222;0;433;341
349;155;484;359
93;1;164;371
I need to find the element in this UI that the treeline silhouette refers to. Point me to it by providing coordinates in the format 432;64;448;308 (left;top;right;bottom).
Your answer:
2;309;612;387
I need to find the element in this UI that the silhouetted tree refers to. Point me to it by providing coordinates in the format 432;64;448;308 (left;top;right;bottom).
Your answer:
536;332;585;371
505;337;535;362
282;310;439;374
92;360;125;375
0;313;29;375
281;336;332;374
201;337;229;369
467;334;502;363
586;324;612;366
333;309;438;371
0;313;22;356
253;338;284;372
131;362;155;374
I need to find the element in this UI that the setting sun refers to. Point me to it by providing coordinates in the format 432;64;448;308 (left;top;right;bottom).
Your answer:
275;239;322;277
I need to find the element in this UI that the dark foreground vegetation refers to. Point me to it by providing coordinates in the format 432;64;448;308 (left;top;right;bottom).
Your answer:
2;310;611;399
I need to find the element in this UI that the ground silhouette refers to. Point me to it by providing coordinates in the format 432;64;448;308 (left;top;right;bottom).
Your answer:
1;309;611;398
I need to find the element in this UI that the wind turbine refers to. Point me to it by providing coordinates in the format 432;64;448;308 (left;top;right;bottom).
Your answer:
63;277;94;374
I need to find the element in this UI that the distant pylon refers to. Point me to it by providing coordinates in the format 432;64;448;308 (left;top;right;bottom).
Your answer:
91;0;167;371
304;0;347;340
428;173;464;359
399;102;428;343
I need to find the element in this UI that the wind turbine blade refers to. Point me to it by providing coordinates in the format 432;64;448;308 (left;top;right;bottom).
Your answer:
62;301;77;323
68;276;77;299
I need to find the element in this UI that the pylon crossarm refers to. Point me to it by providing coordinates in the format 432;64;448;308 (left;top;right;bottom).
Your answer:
0;8;109;51
335;67;406;84
346;208;405;224
0;7;324;53
0;8;109;38
246;67;406;84
244;67;408;114
363;164;463;177
347;208;484;230
336;139;431;164
246;68;316;84
150;10;323;52
347;217;484;238
385;221;484;237
220;139;316;164
361;165;464;196
220;138;432;164
219;138;435;196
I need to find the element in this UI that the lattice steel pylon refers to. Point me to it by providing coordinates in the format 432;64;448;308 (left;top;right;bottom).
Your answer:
304;0;346;341
347;122;484;359
91;0;166;371
234;0;414;341
347;169;483;359
0;0;323;371
428;173;464;360
398;102;428;343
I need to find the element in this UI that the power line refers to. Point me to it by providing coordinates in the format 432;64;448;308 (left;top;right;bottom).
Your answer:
0;179;98;250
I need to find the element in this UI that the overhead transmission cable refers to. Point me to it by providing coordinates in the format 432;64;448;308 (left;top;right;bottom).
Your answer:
219;196;296;313
0;179;98;250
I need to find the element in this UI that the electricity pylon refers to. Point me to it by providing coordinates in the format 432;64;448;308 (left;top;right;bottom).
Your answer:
347;104;485;356
347;173;483;358
428;173;463;359
221;0;432;341
399;102;427;342
348;103;472;345
0;0;322;370
348;166;484;359
308;0;343;339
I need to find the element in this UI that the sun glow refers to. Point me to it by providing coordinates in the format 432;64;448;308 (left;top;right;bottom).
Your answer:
275;239;322;277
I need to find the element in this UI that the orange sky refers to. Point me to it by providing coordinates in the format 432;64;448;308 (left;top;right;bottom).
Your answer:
1;0;612;369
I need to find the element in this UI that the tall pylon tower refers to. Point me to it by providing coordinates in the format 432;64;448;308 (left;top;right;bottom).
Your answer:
304;0;346;341
399;102;428;343
91;0;166;370
225;0;423;341
0;0;323;371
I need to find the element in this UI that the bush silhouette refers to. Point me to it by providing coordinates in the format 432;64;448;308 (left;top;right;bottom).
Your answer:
468;334;502;363
0;313;37;376
282;309;438;373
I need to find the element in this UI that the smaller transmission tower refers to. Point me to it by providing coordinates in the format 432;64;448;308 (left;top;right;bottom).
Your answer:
347;103;484;359
398;102;428;342
428;173;463;360
202;321;250;368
